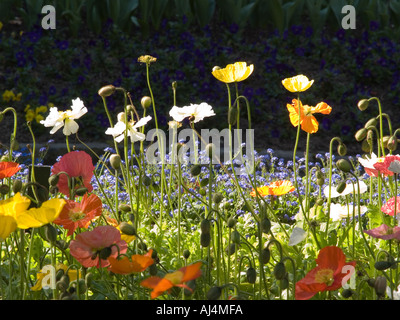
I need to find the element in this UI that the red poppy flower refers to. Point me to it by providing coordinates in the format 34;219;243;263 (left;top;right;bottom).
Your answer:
373;155;400;176
51;151;95;196
295;246;356;300
108;249;154;275
69;225;127;268
0;162;21;179
53;193;103;236
141;262;202;299
381;196;400;217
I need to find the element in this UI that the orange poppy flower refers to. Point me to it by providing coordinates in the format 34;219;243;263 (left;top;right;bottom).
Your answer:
250;180;295;197
0;162;21;179
108;249;154;275
295;246;356;300
141;262;202;299
286;99;332;134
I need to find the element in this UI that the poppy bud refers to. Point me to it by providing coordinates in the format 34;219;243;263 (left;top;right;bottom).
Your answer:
205;143;216;159
342;288;353;299
382;135;390;149
57;274;70;291
374;276;387;297
316;170;324;179
126;104;135;113
98;247;112;260
118;204;131;213
199;188;206;196
387;135;397;151
212;192;223;204
280;277;289;290
206;286;222;300
260;248;271;264
56;269;65;282
315;198;324;206
200;178;209;188
190;165;202;176
172;81;177;90
10;139;19;150
74;187;88;196
119;222;136;236
361;139;372;153
200;219;211;233
138;242;147;251
231;230;240;244
336;181;347;194
316;177;325;186
141;96;152;109
260;218;271;234
98;85;116;98
246;267;257;284
48;174;59;187
201;232;211;247
0;184;9;195
227;217;236;228
357;99;369;111
338;143;347;156
273;262;287;280
336;159;352;173
149;263;158;276
364;117;378;128
355;128;367;142
143;175;152;186
70;279;87;294
12;179;23;193
110;154;121;170
43;224;57;243
228;106;238;126
374;260;393;271
183;249;190;259
85;272;93;287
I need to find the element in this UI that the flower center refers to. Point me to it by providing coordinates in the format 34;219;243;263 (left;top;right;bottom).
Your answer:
69;209;85;222
315;268;334;286
164;270;184;285
303;106;312;116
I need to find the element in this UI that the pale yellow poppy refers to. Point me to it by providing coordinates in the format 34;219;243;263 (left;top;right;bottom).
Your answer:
212;62;254;83
282;75;314;93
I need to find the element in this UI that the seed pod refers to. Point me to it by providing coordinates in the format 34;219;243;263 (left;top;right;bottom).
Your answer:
206;286;222;300
260;218;271;234
200;219;211;233
246;267;257;284
200;232;211;247
357;99;369;111
260;248;271;265
374;260;392;271
273;262;286;280
228;105;238;126
336;159;352;173
336;181;347;194
227;217;236;228
119;222;136;236
231;230;240;244
200;178;209;188
355;128;368;142
110;154;121;170
98;85;116;98
190;165;201;176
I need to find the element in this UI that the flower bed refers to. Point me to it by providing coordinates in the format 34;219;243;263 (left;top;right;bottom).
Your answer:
0;56;399;301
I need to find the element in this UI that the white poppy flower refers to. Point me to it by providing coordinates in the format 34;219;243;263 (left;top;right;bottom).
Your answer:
40;98;87;136
105;115;152;143
328;203;368;221
323;180;368;198
169;102;215;123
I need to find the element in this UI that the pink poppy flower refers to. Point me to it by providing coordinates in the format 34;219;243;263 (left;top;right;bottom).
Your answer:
373;155;400;177
69;225;128;268
51;151;95;197
364;224;400;241
53;193;103;236
381;197;400;216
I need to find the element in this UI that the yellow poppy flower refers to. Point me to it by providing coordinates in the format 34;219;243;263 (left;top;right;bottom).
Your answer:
250;180;295;197
15;198;66;229
31;263;82;291
0;216;17;241
286;99;332;134
282;75;314;93
212;62;254;83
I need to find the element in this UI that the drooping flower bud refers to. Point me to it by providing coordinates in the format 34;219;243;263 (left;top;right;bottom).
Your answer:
374;276;387;297
260;218;271;234
357;99;369;111
183;249;190;259
98;246;112;260
336;181;347;194
141;96;152;109
374;260;393;271
212;192;223;204
109;154;121;170
48;174;59;187
119;222;136;236
190;164;202;176
206;286;222;300
336;159;352;173
98;85;116;98
227;217;236;228
355;128;367;142
273;262;287;280
231;230;240;244
246;267;257;284
200;232;211;247
338;143;347;156
387;135;398;151
12;179;23;193
200;219;211;233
